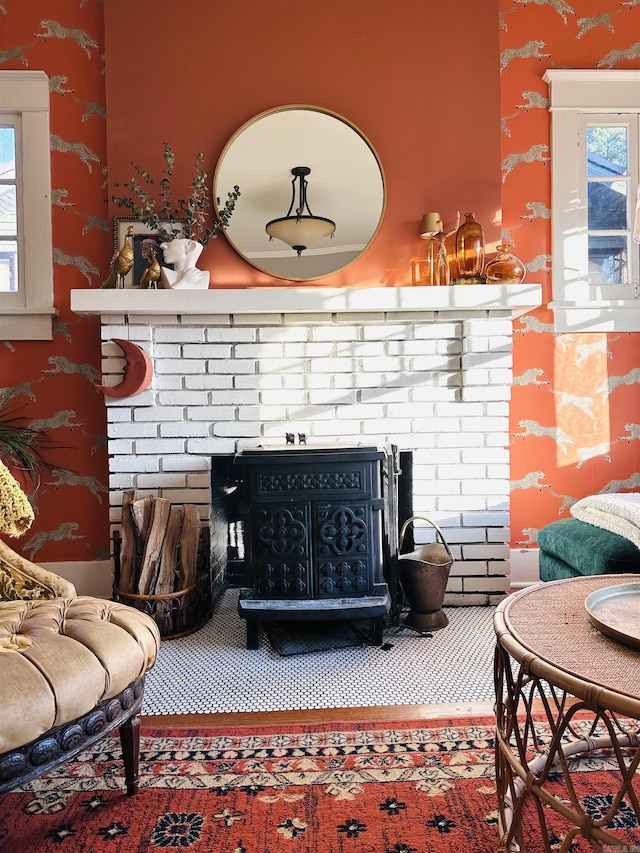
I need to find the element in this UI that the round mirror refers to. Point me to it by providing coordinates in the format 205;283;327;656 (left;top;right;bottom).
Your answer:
214;106;386;281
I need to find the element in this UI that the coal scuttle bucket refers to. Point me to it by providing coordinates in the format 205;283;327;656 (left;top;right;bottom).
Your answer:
398;515;454;632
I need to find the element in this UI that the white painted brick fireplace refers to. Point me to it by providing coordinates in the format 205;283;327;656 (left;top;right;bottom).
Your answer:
72;284;541;605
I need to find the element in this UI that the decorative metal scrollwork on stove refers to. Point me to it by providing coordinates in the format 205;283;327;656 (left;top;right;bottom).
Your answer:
258;562;307;595
257;508;306;556
318;506;368;556
318;559;369;594
259;471;362;492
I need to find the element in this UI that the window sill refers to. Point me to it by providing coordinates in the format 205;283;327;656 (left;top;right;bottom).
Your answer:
0;308;57;341
550;300;640;333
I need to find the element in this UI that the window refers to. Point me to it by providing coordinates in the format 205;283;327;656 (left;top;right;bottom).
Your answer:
0;71;54;340
0;125;18;294
545;69;640;332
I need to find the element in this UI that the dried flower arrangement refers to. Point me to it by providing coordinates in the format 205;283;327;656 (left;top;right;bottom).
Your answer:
111;141;240;246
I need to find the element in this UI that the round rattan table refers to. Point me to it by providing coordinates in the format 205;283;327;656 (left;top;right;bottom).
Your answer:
494;575;640;853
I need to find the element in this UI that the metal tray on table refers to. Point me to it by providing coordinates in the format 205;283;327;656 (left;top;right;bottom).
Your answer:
585;582;640;651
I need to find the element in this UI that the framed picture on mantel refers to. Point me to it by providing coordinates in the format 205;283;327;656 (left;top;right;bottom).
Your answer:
111;217;184;289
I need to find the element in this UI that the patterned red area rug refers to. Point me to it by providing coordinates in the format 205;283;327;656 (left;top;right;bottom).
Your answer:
0;715;638;852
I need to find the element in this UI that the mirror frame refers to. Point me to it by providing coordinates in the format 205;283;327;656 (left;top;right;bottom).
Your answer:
214;105;386;282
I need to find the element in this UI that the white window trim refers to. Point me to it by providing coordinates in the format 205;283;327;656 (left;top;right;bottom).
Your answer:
545;69;640;333
0;71;55;340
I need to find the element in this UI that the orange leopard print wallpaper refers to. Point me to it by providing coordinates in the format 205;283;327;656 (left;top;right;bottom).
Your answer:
0;1;110;562
500;0;640;551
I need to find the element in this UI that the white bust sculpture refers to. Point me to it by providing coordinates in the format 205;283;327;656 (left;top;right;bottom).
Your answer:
159;238;210;290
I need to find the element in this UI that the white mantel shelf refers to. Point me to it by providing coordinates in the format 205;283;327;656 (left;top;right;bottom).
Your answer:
71;283;542;320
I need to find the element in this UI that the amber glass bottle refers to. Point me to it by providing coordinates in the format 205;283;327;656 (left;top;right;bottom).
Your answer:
485;242;526;284
455;213;485;280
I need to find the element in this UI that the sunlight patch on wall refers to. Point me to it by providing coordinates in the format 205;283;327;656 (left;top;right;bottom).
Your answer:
554;333;611;470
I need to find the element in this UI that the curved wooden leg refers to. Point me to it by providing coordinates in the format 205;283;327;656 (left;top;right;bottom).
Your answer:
119;713;141;796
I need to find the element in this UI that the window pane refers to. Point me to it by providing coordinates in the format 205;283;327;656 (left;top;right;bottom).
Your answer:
0;241;17;292
588;235;628;284
588;180;627;230
0;127;16;180
0;184;16;236
587;126;628;175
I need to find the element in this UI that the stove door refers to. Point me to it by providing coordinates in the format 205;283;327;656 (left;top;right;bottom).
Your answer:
251;504;312;598
314;502;384;597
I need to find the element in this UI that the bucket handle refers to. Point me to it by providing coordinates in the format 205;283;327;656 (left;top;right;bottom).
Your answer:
398;515;454;563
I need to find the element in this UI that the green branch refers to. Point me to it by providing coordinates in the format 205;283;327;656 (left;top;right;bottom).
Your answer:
112;142;240;246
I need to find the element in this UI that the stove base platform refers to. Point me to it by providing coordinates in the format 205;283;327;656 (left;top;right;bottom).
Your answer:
238;585;391;649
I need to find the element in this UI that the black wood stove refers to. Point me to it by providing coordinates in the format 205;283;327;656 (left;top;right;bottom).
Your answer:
231;445;398;649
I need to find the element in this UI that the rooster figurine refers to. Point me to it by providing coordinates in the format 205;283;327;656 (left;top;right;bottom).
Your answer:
102;225;134;288
139;238;161;289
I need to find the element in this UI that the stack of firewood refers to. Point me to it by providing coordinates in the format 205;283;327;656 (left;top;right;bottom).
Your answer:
116;490;201;597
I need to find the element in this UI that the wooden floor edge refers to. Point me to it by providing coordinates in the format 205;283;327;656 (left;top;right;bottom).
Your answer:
141;700;497;728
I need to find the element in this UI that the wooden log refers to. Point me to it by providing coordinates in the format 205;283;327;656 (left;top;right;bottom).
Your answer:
152;506;184;635
155;506;183;595
129;495;153;573
130;496;153;539
177;504;200;591
118;490;137;594
136;498;171;595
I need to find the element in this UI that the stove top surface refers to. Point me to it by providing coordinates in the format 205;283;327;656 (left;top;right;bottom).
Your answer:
240;443;381;453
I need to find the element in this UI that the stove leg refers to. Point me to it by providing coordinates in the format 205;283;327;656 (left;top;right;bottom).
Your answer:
372;616;383;646
246;619;260;649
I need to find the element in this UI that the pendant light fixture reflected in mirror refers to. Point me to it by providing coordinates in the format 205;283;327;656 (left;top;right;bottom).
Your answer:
265;166;336;256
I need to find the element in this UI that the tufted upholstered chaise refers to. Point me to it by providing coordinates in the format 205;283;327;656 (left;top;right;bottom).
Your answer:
0;539;160;795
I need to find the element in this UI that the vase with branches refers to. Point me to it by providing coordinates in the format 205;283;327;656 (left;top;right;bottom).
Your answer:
112;141;240;247
110;142;240;290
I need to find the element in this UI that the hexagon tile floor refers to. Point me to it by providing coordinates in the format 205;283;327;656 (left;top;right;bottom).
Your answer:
143;589;498;715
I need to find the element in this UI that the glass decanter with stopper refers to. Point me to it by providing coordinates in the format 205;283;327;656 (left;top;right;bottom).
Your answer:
484;241;526;284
